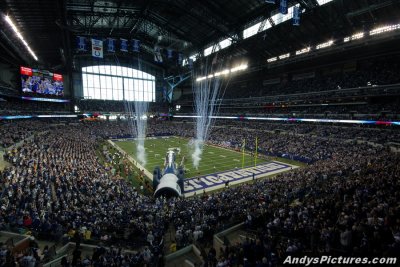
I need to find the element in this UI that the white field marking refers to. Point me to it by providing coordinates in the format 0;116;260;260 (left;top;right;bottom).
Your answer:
116;137;294;182
144;157;262;176
204;142;255;157
184;156;261;166
220;155;226;158
183;161;266;176
120;137;268;167
148;157;250;166
140;137;249;158
145;152;264;166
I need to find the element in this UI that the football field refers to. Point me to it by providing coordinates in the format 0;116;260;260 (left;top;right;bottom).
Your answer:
113;136;267;178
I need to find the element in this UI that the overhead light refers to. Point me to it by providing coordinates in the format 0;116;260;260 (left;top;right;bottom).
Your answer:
351;32;364;40
230;64;248;72
369;24;400;36
221;69;230;75
295;47;310;55
278;53;290;59
344;32;364;42
316;40;334;50
4;15;38;61
195;65;246;82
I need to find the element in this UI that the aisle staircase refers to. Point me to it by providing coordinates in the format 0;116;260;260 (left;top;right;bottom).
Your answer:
0;149;10;170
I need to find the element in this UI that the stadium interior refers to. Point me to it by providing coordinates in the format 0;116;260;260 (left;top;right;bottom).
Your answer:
0;0;400;266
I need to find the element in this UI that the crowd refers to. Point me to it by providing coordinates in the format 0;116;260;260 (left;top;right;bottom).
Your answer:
223;57;400;99
176;59;400;122
0;98;71;115
0;121;48;148
0;238;43;267
75;99;169;114
0;119;399;266
213;103;400;119
211;151;400;265
58;245;163;267
212;120;400;145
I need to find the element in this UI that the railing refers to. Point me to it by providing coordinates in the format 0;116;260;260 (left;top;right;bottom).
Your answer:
164;244;204;267
213;223;245;258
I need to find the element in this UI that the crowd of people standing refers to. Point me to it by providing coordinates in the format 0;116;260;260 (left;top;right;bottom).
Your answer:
0;119;399;266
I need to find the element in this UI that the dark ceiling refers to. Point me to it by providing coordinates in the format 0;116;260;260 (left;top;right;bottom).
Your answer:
0;0;400;70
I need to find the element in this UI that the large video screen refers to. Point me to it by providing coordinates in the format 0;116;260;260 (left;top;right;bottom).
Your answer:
20;66;64;96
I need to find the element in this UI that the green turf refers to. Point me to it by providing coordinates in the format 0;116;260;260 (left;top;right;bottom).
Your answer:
96;141;153;194
114;137;268;178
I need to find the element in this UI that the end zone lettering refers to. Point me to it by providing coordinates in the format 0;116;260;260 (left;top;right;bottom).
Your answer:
184;161;293;194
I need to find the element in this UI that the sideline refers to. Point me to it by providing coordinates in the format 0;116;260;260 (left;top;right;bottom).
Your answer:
107;139;153;180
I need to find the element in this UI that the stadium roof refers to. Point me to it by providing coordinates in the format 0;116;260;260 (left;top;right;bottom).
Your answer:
0;0;400;69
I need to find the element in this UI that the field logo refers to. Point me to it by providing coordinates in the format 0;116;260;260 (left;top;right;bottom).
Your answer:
184;162;293;195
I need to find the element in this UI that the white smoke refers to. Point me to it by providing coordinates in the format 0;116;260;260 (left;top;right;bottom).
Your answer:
124;101;149;166
191;59;223;169
136;142;146;166
191;139;203;169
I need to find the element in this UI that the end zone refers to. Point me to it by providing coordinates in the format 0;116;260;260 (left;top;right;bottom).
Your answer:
183;161;298;197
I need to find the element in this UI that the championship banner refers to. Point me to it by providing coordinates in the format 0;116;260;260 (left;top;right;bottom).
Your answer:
107;38;115;52
167;49;173;59
178;53;183;66
120;38;128;52
154;47;163;63
132;39;140;52
162;86;167;102
293;6;301;26
280;0;288;14
76;36;87;51
91;39;103;58
188;58;193;69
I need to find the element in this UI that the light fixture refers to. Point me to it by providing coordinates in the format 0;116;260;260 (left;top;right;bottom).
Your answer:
295;47;310;55
369;24;400;36
220;69;230;75
316;40;334;50
278;53;290;59
4;15;38;61
230;64;248;72
195;65;247;82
